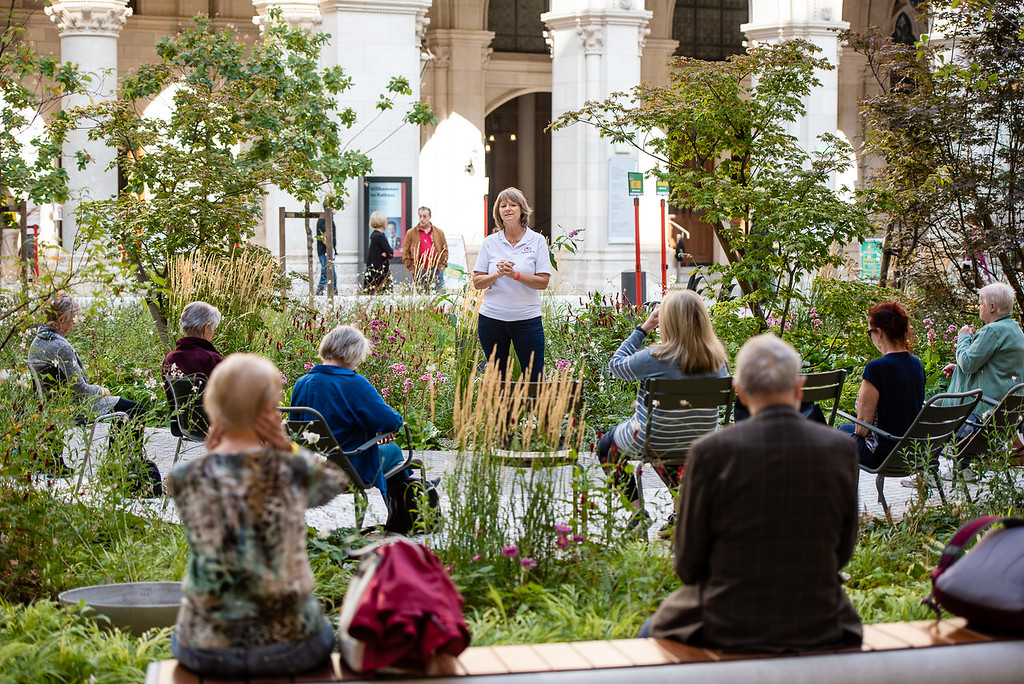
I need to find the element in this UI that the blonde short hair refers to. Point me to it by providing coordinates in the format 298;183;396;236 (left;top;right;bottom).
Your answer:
492;187;532;231
204;354;282;432
651;289;728;375
318;325;370;368
369;211;387;230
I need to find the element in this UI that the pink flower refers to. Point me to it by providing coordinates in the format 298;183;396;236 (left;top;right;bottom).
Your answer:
420;372;432;382
501;545;519;558
520;557;537;570
403;378;413;392
470;554;482;563
556;535;569;549
572;534;587;543
389;362;408;376
554;523;571;535
303;361;315;371
555;360;570;371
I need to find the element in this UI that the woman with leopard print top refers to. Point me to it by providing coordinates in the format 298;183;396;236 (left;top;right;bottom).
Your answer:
168;353;349;678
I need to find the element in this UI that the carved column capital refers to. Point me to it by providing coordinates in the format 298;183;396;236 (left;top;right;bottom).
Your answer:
45;0;131;38
251;0;321;32
576;23;604;55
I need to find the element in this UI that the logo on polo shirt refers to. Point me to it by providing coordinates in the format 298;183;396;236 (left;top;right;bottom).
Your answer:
521;246;534;253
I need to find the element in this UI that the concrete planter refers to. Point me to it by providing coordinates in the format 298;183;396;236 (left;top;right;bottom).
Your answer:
59;581;182;636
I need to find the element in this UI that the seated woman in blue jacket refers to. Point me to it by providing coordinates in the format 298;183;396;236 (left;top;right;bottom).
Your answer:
290;324;412;532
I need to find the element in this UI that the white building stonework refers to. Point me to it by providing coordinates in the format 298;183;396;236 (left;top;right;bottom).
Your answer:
13;0;926;295
45;0;131;251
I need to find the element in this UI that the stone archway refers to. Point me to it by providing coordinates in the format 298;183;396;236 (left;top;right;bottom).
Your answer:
484;91;551;239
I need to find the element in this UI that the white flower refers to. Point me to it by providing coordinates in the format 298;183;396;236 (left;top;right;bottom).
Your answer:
144;377;158;389
0;370;9;383
316;528;331;540
14;375;30;390
302;431;320;445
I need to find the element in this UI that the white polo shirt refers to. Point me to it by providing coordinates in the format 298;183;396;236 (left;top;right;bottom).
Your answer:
473;228;553;322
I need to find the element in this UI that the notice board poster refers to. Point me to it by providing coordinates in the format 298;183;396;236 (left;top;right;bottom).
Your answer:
607;157;638;244
860;239;882;283
363;177;412;261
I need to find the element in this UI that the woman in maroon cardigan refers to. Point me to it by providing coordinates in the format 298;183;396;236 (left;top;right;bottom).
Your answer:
163;301;224;379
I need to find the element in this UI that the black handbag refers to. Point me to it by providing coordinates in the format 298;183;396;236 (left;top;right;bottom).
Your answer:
925;515;1024;634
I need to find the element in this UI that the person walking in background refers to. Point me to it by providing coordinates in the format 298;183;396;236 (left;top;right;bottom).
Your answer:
364;211;394;294
472;187;551;382
402;206;448;292
315;209;337;295
641;334;862;654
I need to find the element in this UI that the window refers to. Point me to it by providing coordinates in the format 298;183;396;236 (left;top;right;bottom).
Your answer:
673;0;747;61
489;0;549;54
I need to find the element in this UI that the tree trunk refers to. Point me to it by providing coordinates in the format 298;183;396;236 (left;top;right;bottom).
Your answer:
713;219;765;324
132;257;172;349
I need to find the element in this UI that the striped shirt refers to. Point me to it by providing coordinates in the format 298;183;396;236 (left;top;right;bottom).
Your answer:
609;328;727;457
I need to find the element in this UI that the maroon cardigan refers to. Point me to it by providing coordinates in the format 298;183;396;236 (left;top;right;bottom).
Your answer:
162;337;223;415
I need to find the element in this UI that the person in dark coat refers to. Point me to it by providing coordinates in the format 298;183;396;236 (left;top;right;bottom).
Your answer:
316;211;337;295
642;334;862;653
364;211;394;294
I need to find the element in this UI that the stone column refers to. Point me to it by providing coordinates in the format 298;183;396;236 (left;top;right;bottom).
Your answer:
517;93;536;205
742;0;849;167
313;0;431;286
419;28;493;245
252;0;321;32
45;0;131;251
542;0;652;293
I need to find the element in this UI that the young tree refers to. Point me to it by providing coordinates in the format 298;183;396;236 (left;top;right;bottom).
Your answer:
0;7;116;358
549;40;869;332
847;1;1024;319
77;12;435;344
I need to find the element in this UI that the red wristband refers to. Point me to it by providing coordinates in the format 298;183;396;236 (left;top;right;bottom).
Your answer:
515;271;522;281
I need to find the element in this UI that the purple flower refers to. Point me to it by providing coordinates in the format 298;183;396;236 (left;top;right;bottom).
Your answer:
568;229;581;238
554;523;571;535
303;361;315;371
501;545;519;558
572;534;586;543
556;535;569;549
520;557;537;570
555;360;570;372
470;554;482;563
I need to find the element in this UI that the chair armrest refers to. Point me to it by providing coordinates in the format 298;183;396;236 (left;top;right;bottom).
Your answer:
835;410;899;442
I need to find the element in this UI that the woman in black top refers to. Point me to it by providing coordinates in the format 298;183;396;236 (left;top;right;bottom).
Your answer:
364;210;394;294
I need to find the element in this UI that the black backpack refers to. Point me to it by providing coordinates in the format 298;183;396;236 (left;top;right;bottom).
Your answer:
384;477;441;535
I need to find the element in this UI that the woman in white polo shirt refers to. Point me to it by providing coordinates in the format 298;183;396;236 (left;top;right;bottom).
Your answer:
472;187;552;381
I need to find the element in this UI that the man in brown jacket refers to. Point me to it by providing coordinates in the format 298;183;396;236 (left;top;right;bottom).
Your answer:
402;206;448;292
643;334;862;653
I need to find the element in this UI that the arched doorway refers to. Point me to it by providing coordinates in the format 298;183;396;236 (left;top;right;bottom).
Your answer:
484;92;551;238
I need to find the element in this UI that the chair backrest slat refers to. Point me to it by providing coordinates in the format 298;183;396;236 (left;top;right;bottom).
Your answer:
645;376;734;413
875;390;982;476
278;406;371;490
798;369;847;426
165;374;210;442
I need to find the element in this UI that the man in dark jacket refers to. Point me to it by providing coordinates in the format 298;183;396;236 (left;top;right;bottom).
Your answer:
644;334;862;653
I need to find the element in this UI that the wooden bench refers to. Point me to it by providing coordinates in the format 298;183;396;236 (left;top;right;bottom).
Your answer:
146;619;1024;684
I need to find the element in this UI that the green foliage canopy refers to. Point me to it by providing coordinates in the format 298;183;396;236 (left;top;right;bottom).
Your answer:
549;40;870;331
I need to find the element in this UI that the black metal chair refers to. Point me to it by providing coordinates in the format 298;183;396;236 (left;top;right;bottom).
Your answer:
279;406;425;530
799;369;848;426
838;389;983;523
164;374;210;469
955;382;1024;461
635;375;735;507
28;362;128;492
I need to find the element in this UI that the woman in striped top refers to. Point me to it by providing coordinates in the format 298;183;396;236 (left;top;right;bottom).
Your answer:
598;289;728;534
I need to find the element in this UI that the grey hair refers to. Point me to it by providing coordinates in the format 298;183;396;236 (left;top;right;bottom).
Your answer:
45;293;81;323
734;334;802;397
179;301;222;337
318;325;371;367
980;282;1015;316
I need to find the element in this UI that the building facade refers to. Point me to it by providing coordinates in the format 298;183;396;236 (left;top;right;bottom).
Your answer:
13;0;927;294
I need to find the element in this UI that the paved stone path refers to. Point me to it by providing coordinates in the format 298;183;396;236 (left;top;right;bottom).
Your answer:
63;424;970;539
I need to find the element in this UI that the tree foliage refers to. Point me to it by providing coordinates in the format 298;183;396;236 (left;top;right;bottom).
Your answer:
1;7;88;206
846;0;1024;320
549;40;869;332
77;12;435;344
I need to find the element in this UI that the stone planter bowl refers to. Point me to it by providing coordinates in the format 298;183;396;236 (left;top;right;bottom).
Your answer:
59;581;182;636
